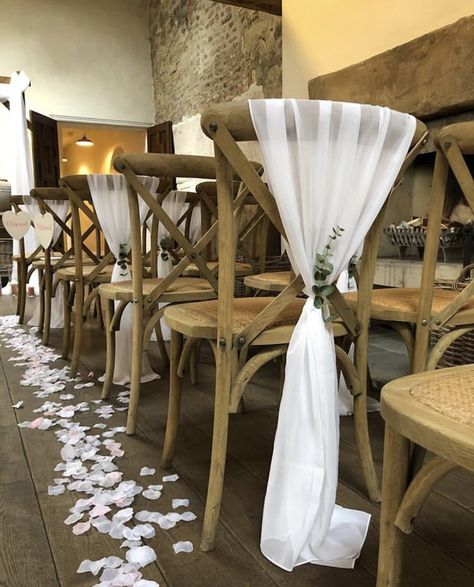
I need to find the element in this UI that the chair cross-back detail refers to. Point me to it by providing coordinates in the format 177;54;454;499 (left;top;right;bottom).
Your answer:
28;187;71;344
106;153;250;434
10;195;42;323
344;122;474;381
160;100;427;567
58;175;115;374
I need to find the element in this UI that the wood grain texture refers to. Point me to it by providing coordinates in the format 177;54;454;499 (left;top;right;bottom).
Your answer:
309;15;474;121
209;0;281;16
1;297;473;586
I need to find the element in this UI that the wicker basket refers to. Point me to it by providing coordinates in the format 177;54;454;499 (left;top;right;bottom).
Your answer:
431;264;474;367
384;225;464;261
0;237;12;280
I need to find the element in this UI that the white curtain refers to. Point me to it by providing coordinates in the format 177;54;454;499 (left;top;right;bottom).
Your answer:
249;99;415;570
0;72;37;295
152;191;188;341
87;174;160;385
26;198;70;328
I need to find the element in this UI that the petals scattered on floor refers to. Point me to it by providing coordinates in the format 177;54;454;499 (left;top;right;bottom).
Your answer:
0;315;194;587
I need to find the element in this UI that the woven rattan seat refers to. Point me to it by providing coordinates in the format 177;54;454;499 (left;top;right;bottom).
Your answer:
164;297;348;343
56;264;113;282
182;260;254;277
409;370;474;426
244;270;292;292
99;277;216;302
345;287;474;325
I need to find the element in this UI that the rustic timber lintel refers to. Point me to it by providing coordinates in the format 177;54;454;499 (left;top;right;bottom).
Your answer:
309;15;474;122
209;0;281;16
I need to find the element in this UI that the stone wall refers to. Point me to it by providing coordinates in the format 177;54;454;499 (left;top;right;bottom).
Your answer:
148;0;282;124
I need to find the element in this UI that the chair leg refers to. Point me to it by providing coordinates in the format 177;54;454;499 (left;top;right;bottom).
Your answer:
353;391;380;502
15;260;21;316
161;330;183;468
42;268;52;345
101;298;116;400
70;282;84;375
37;269;45;334
18;260;27;324
200;347;234;552
126;298;144;435
190;339;201;385
376;424;410;587
61;281;71;359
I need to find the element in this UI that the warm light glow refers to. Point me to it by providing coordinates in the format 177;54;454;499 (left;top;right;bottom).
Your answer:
61;157;68;162
76;134;94;147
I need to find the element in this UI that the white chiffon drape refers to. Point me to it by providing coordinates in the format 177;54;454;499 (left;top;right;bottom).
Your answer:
249;99;415;571
27;198;70;328
153;191;188;341
0;72;37;295
87;174;160;385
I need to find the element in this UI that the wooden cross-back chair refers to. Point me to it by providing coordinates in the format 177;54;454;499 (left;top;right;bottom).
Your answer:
344;121;474;377
185;180;270;277
58;175;115;374
10;195;42;323
109;153;262;435
28;187;74;345
377;364;474;586
160;101;428;552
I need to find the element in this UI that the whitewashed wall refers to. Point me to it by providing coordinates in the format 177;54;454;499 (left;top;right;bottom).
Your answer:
0;0;154;181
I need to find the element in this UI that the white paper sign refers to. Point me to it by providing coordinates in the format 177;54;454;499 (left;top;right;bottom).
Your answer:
2;210;31;240
34;212;55;248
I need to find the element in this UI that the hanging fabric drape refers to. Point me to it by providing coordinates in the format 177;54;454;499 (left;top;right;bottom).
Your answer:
87;174;160;385
0;72;37;295
249;99;415;571
26;198;70;328
154;191;188;278
151;190;188;341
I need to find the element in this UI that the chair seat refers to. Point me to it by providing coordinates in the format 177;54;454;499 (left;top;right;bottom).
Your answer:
182;261;254;277
344;287;474;325
31;257;90;270
56;264;113;283
244;270;292;292
164;297;348;344
98;277;217;302
381;365;474;471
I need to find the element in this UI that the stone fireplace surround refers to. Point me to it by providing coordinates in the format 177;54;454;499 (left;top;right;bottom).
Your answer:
308;15;474;286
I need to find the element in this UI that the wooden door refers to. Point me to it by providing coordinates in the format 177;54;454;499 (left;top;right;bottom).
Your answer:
147;120;176;189
30;111;60;187
147;121;175;154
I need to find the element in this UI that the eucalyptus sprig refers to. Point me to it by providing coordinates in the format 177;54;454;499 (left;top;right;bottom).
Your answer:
160;235;172;261
117;243;129;276
312;226;344;321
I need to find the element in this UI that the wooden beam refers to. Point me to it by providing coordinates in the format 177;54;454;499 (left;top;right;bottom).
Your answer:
309;15;474;121
209;0;281;16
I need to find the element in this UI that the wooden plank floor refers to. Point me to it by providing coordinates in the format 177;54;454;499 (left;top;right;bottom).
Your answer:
0;294;473;586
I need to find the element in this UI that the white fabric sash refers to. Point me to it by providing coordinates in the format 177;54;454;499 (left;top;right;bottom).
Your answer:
88;174;160;385
27;199;70;328
1;72;37;295
249;99;415;570
152;190;188;341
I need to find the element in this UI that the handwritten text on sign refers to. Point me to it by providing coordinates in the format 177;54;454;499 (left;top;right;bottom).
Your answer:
2;210;32;240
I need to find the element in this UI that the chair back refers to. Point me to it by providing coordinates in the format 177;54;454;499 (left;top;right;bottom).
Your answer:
196;180;270;271
114;153;261;310
200;100;428;358
413;122;474;371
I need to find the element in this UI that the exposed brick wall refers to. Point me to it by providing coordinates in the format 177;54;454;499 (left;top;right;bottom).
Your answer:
148;0;282;123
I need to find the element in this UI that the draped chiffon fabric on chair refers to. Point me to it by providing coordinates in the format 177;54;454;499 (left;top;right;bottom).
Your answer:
249;99;416;571
154;190;187;341
26;197;70;328
87;174;160;385
0;72;37;294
